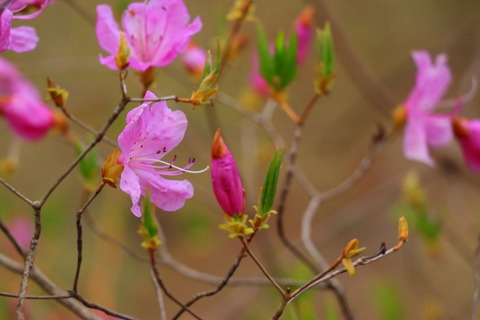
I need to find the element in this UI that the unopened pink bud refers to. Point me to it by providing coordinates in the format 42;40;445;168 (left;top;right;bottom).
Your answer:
211;130;245;216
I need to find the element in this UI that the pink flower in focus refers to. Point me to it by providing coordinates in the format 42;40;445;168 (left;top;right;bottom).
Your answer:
181;41;206;79
211;129;245;217
0;0;50;52
118;91;195;216
295;5;314;65
452;117;480;171
0;56;54;140
401;50;453;166
96;0;202;71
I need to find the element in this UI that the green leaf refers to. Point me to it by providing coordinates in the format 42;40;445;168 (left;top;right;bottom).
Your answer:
282;30;298;87
317;22;335;77
372;282;405;320
256;23;274;85
260;148;284;215
74;141;98;187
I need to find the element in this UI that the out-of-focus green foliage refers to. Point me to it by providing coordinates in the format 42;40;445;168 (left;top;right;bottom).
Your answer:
371;282;405;320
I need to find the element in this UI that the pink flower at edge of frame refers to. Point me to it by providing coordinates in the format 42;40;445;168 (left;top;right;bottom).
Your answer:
0;0;50;53
117;91;194;217
453;118;480;172
0;56;54;140
96;0;202;71
402;50;453;166
211;130;245;217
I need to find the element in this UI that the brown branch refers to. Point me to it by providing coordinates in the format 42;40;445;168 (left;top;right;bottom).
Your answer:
0;177;34;206
69;291;137;320
0;253;103;320
72;183;106;293
149;250;203;320
240;237;285;296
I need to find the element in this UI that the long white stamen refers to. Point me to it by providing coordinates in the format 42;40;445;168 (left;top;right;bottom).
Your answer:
437;77;477;110
133;157;209;174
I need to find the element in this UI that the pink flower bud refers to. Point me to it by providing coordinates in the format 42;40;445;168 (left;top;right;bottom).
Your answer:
211;130;245;216
295;5;314;65
452;117;480;171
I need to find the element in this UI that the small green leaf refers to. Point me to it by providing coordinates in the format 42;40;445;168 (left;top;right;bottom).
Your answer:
260;148;284;215
74;141;99;188
256;23;274;85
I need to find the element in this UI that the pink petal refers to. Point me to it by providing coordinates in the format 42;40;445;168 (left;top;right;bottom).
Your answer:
425;115;452;147
153;15;202;67
0;9;13;52
405;50;451;113
138;170;193;212
456;120;480;172
119;165;142;217
403;117;434;166
11;0;48;20
3;95;53;141
7;26;38;52
96;4;120;56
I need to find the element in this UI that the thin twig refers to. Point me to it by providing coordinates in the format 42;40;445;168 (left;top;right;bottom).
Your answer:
150;269;167;320
69;291;137;320
0;253;103;320
0;292;71;300
240;238;285;296
16;206;41;320
72;183;106;293
149;250;203;320
39;71;130;207
0;177;34;206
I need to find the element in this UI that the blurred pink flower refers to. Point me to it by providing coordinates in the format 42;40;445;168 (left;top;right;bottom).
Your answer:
0;56;54;140
7;215;33;249
294;5;314;65
118;91;194;216
96;0;202;71
402;50;453;166
249;52;270;97
0;0;50;52
452;117;480;171
211;130;245;217
181;41;206;79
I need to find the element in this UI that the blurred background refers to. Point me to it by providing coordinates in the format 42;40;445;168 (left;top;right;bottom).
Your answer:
1;0;480;319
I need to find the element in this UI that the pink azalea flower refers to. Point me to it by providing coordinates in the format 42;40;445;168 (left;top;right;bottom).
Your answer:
452;117;480;171
96;0;202;71
118;91;196;216
402;50;453;166
0;56;54;140
211;129;245;217
0;0;50;52
181;41;206;78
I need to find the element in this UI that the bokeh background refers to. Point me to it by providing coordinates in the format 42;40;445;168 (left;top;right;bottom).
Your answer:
1;0;480;319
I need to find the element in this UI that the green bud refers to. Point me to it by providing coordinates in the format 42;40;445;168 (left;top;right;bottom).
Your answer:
256;24;298;93
142;191;159;240
315;22;335;95
74;140;99;191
